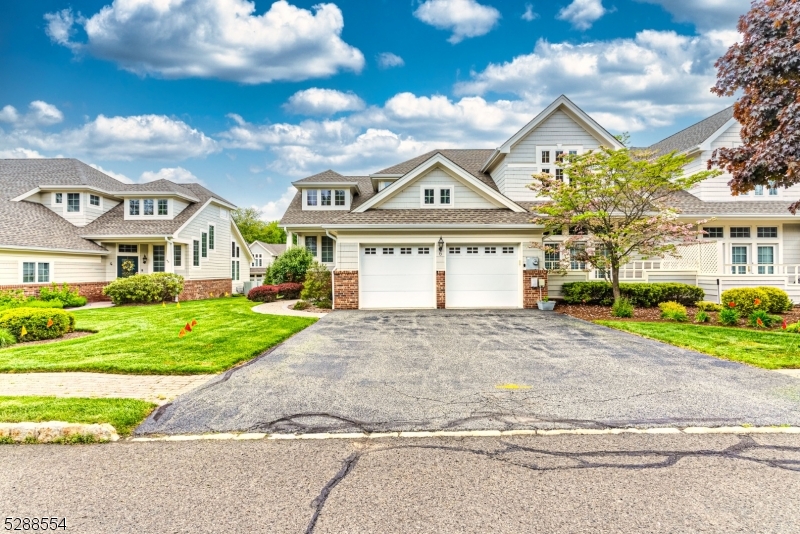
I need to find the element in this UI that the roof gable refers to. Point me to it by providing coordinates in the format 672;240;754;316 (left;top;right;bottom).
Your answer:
354;153;525;213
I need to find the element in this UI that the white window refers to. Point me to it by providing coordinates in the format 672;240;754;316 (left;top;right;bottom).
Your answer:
307;190;318;206
467;247;478;254
382;247;394;255
757;227;777;238
400;247;412;255
420;185;454;207
485;247;496;254
541;150;550;164
440;188;451;205
321;190;332;206
158;199;168;215
758;245;775;274
502;247;514;254
90;194;100;206
335;190;346;206
424;189;435;205
129;199;140;216
731;245;748;274
755;185;764;195
364;247;377;255
252;253;262;267
23;262;50;283
143;199;154;215
730;227;751;238
449;247;460;254
67;193;80;213
418;247;430;255
768;181;778;195
555;169;564;181
208;225;215;250
54;193;62;204
305;236;317;256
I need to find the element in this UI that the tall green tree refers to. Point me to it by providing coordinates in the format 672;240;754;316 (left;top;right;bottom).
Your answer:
231;208;286;244
711;0;800;210
530;148;719;302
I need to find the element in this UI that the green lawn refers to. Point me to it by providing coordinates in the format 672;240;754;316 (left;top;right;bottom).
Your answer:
0;397;156;436
0;297;316;374
597;321;800;369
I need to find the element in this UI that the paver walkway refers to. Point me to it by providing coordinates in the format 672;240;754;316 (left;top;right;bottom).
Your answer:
252;299;329;319
0;373;215;404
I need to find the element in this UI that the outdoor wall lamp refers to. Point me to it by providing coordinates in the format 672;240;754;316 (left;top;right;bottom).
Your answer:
437;236;444;256
142;254;148;265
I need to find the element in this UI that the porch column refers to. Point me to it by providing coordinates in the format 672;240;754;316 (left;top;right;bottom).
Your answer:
165;240;175;274
286;230;293;247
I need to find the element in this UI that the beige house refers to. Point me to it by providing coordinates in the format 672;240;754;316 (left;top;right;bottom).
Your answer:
248;241;285;283
280;95;800;310
0;159;251;300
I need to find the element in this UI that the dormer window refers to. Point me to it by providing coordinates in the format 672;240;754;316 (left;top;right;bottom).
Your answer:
335;190;345;206
129;199;140;215
440;188;451;205
54;193;62;204
144;199;154;215
67;193;80;213
90;194;100;206
303;187;351;209
321;190;332;206
307;190;318;206
158;199;168;215
424;189;435;204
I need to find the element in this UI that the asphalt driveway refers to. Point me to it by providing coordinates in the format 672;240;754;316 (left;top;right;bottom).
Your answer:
138;310;800;435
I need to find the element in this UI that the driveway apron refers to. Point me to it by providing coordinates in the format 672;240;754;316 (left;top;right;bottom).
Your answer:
137;310;800;435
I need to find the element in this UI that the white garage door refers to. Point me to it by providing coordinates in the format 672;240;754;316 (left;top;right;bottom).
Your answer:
446;245;519;308
360;245;435;309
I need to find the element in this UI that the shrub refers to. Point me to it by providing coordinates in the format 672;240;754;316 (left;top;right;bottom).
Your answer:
0;328;16;347
102;273;184;305
267;247;315;284
611;298;633;318
275;282;303;299
0;299;64;312
786;322;800;333
292;300;310;310
316;298;332;309
659;301;688;322
38;282;88;308
247;285;278;303
300;262;332;304
695;301;722;312
756;286;792;313
0;308;75;341
719;307;740;326
694;310;710;323
0;289;28;306
748;310;780;328
561;282;703;307
721;287;772;315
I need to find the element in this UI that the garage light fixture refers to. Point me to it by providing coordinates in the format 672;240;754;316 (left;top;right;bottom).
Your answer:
438;237;444;256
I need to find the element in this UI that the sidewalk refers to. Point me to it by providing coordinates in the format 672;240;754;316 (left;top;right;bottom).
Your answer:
0;373;215;405
251;299;329;319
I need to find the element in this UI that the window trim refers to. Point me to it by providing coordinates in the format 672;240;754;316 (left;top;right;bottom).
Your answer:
174;244;182;267
419;185;455;208
305;236;318;257
157;199;169;216
703;227;724;239
89;194;101;207
321;235;334;263
730;227;751;239
208;224;215;250
334;189;346;206
201;232;208;258
321;189;332;207
129;199;140;216
306;189;318;207
21;261;51;283
66;192;81;213
54;193;62;205
143;198;154;216
192;240;200;267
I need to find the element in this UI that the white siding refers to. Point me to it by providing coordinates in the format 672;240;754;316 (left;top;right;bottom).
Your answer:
175;203;238;281
499;110;603;201
338;242;358;270
784;225;800;266
0;251;106;284
379;167;501;209
40;192;119;227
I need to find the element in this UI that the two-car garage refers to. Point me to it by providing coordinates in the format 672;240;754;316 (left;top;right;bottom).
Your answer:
358;243;520;309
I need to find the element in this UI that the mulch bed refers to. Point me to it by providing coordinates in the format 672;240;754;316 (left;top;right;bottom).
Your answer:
556;303;800;328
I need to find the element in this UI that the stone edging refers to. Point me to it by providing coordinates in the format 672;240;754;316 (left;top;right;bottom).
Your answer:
0;422;119;443
130;425;800;442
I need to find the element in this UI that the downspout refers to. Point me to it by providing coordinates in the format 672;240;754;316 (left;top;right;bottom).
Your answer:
326;230;337;310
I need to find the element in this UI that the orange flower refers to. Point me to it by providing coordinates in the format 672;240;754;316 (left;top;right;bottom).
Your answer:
754;298;761;306
185;322;192;332
728;301;736;308
783;319;788;330
179;329;186;338
46;318;54;328
757;318;764;327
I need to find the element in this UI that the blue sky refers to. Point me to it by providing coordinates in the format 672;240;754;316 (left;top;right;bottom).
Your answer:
0;0;748;218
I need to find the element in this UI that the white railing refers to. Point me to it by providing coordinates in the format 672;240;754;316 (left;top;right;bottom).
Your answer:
723;264;800;283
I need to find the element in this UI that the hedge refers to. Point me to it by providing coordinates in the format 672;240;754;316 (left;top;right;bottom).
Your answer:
561;281;704;307
721;286;792;315
247;285;278;303
274;282;303;299
0;308;75;341
38;282;88;308
102;273;184;305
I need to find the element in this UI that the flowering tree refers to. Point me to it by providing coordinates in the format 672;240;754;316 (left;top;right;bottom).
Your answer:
529;148;719;302
710;0;800;211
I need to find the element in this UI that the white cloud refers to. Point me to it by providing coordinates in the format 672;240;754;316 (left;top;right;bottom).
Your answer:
0;148;47;159
522;3;539;21
455;30;736;132
88;163;133;183
2;114;219;161
557;0;607;30
377;52;405;69
257;185;296;220
0;101;64;127
284;88;365;116
635;0;749;31
413;0;501;44
140;167;202;184
44;0;365;84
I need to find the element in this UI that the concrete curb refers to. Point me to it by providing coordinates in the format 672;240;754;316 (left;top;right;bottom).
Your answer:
129;425;800;442
0;422;119;443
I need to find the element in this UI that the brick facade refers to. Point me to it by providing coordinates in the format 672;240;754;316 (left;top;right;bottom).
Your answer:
0;278;232;303
522;269;548;309
333;271;359;310
436;271;446;309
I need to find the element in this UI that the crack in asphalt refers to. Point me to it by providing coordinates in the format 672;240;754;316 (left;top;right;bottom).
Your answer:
303;435;800;533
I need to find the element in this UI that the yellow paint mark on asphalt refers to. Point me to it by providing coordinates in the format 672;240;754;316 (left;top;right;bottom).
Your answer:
495;384;531;390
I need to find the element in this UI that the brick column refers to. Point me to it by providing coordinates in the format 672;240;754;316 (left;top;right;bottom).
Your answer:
523;270;548;309
436;271;446;309
333;271;359;309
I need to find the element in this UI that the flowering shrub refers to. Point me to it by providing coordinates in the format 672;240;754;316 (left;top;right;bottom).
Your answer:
247;285;278;303
748;310;780;328
721;287;790;314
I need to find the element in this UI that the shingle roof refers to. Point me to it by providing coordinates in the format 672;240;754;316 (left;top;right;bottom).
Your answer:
648;107;734;155
251;241;286;256
280;177;376;225
0;159;234;252
666;190;796;215
327;209;535;225
375;149;498;190
292;170;349;184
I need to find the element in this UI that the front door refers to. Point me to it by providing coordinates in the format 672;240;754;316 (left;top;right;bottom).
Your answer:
117;256;139;278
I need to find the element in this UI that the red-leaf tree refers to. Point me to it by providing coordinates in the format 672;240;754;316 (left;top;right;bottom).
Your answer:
710;0;800;211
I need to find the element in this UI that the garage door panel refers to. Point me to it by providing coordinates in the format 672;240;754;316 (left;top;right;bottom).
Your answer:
361;274;432;292
445;245;519;308
446;273;518;292
447;290;518;309
361;290;432;309
359;246;435;309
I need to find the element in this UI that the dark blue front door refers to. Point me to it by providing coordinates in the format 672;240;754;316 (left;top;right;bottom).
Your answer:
117;256;139;278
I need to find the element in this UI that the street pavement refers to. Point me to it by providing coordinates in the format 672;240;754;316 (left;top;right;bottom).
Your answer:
2;433;800;533
139;310;800;435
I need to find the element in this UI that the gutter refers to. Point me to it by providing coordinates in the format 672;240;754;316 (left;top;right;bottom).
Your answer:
321;223;543;230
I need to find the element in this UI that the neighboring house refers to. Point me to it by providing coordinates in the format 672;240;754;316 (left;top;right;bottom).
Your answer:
280;95;800;310
248;241;285;283
0;159;252;301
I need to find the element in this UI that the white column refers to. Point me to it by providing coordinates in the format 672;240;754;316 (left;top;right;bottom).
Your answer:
286;230;293;247
165;240;175;274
